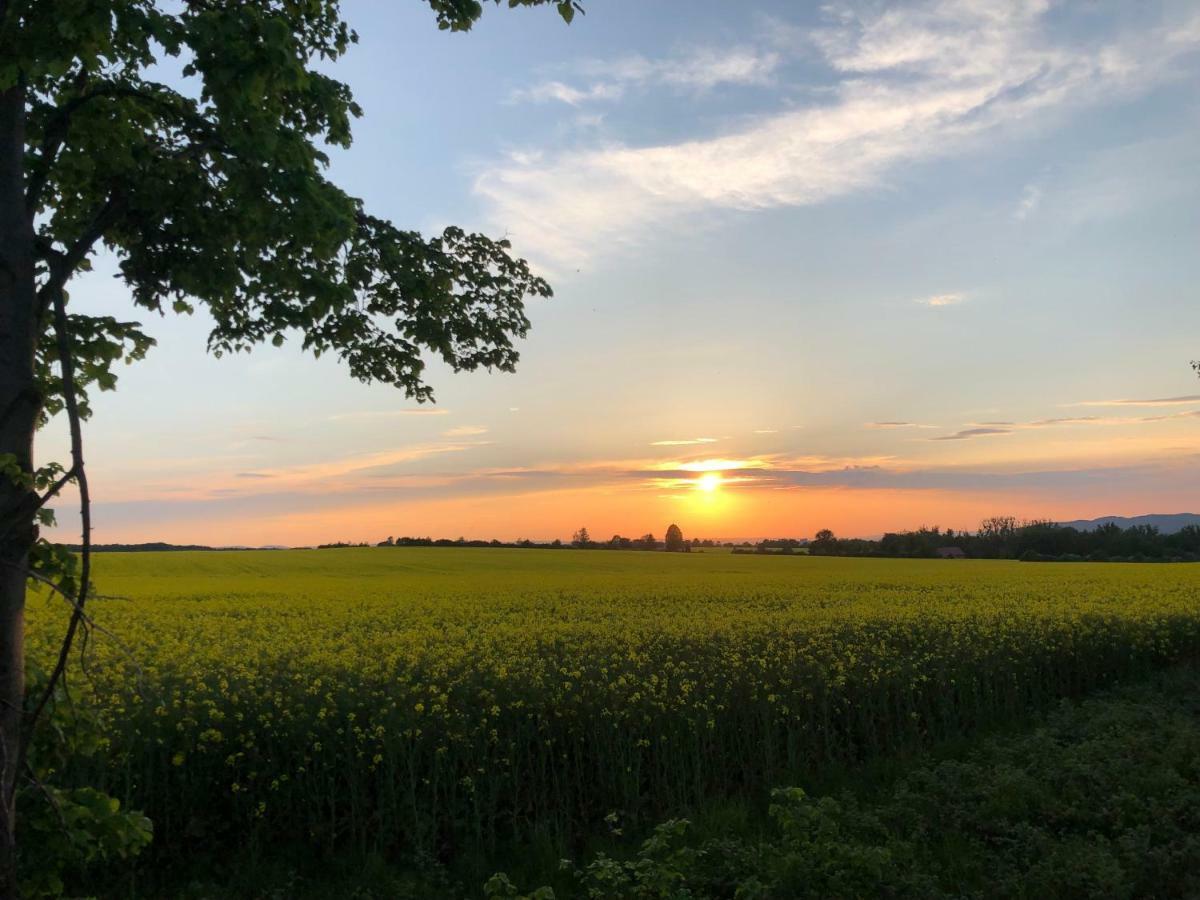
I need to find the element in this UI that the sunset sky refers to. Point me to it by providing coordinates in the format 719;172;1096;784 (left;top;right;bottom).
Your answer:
48;0;1200;546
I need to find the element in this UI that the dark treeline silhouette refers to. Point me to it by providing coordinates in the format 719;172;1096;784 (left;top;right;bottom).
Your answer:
374;524;698;552
92;519;1199;562
730;538;808;556
809;516;1200;562
68;542;275;552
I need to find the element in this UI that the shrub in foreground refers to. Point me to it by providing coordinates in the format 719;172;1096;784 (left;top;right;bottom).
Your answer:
495;666;1200;898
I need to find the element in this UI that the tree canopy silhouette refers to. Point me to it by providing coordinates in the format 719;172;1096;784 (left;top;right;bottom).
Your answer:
665;523;685;552
0;1;578;891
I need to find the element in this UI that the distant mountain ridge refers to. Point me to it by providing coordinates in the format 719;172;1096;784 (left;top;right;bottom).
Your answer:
67;542;282;552
1057;513;1200;534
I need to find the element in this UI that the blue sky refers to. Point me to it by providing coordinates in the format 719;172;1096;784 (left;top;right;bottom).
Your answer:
50;0;1200;544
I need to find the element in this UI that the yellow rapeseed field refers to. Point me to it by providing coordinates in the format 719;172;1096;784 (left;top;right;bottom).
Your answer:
26;548;1200;861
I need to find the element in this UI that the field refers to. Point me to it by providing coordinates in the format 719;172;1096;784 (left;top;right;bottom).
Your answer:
26;548;1200;894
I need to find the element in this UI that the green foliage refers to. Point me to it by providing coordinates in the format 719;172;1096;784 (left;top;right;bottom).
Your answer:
581;821;683;897
5;0;569;432
19;786;152;899
761;789;907;897
484;871;557;899
18;670;152;898
499;666;1200;899
27;539;78;592
35;313;155;423
0;453;77;576
427;0;583;31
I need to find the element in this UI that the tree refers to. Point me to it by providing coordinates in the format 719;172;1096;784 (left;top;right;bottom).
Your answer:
977;515;1019;558
664;523;684;552
0;0;579;892
640;533;657;550
810;529;838;555
571;527;591;548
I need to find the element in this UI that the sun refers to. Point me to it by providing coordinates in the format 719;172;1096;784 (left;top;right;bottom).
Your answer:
694;471;723;493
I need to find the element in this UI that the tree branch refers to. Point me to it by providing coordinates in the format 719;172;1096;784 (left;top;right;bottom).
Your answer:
12;565;145;699
31;466;76;514
23;762;67;835
16;284;92;784
34;194;123;323
23;69;89;215
0;463;76;544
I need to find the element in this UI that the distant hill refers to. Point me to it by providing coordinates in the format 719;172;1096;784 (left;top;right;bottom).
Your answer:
67;542;283;552
1057;514;1200;535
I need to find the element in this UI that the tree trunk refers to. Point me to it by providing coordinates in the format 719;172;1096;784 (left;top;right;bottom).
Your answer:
0;78;37;900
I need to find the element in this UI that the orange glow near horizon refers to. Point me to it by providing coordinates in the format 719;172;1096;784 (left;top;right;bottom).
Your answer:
672;458;767;473
76;478;1182;549
57;428;1200;548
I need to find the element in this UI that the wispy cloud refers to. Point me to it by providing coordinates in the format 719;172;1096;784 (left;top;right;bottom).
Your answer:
931;427;1013;441
761;456;1200;495
510;46;780;106
1013;183;1042;220
329;409;450;421
443;425;489;438
933;409;1200;440
653;457;771;473
253;443;487;484
157;442;495;502
995;410;1200;429
753;429;779;434
774;454;897;472
511;80;624;106
868;421;939;429
479;2;1199;269
1025;416;1108;427
649;437;719;446
915;292;966;307
1070;394;1200;408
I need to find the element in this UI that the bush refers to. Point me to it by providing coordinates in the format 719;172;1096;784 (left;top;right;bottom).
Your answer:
20;670;152;898
493;667;1200;899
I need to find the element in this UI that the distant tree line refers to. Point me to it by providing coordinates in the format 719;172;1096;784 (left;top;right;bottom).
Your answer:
66;542;255;553
808;516;1200;562
730;538;809;556
373;523;695;552
80;520;1200;563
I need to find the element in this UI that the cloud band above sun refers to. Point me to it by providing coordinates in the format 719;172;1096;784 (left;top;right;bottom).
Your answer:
474;2;1200;270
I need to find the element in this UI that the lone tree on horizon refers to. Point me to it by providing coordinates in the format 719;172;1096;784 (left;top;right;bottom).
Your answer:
665;523;685;552
0;0;580;891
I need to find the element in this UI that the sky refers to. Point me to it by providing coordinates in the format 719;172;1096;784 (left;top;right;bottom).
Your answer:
48;0;1200;545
